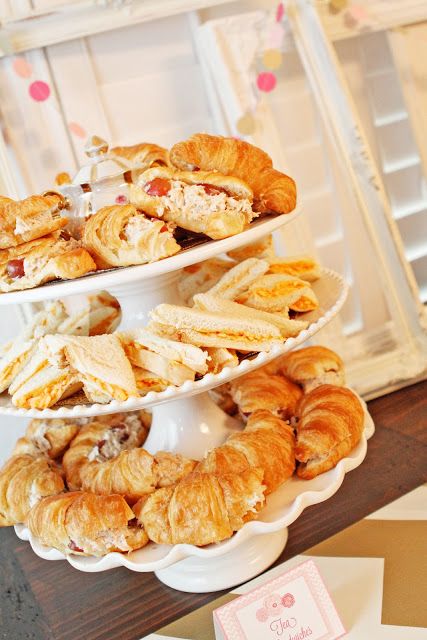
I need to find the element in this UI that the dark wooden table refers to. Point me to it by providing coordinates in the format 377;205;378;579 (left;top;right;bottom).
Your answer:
1;381;426;640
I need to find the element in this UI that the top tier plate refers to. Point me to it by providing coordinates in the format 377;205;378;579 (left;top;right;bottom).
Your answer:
0;209;301;305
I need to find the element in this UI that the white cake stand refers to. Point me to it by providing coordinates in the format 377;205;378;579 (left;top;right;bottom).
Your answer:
1;210;362;591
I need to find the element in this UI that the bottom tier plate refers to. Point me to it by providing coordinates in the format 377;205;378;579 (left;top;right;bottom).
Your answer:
15;396;375;578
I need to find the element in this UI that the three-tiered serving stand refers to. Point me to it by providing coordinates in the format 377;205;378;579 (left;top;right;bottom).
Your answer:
0;140;374;592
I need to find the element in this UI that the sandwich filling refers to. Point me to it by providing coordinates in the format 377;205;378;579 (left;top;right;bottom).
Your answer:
87;416;144;462
124;214;171;245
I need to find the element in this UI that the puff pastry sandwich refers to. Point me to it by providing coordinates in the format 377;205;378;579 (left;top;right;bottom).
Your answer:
130;166;256;240
27;492;149;556
0;454;64;526
110;142;170;170
0;230;96;293
273;346;345;392
198;410;295;494
170;133;297;214
82;204;180;269
133;468;266;546
230;370;302;421
295;384;364;479
0;193;67;250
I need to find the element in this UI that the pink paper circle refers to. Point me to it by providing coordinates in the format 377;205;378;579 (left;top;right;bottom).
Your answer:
257;71;277;93
68;122;87;138
29;80;50;102
276;2;285;22
12;57;32;79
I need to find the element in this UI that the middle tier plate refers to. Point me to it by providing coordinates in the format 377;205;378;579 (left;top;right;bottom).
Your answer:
0;268;348;418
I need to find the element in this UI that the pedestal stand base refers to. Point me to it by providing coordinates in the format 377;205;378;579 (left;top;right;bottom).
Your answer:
155;528;288;593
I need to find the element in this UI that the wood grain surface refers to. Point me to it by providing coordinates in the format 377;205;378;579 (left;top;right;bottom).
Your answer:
1;380;426;640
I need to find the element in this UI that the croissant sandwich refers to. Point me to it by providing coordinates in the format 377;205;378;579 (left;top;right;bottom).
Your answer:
170;133;296;215
82;204;180;269
295;384;365;479
110;142;170;170
0;231;96;293
149;303;283;352
230;370;302;422
62;412;149;489
0;192;68;250
272;346;345;392
129;166;257;240
27;492;149;556
198;410;295;494
133;468;266;546
13;418;82;460
236;274;319;313
0;454;64;526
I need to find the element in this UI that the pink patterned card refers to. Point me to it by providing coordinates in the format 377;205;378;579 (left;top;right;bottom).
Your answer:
213;559;346;640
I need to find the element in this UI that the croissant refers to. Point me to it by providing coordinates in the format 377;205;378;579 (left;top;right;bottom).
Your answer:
82;204;180;269
295;384;365;479
133;468;266;546
12;418;81;459
0;231;97;293
62;412;149;490
230;369;302;421
110;142;170;170
198;410;295;494
81;449;197;504
27;492;148;556
170;133;296;214
0;455;64;526
273;346;345;392
0;193;67;250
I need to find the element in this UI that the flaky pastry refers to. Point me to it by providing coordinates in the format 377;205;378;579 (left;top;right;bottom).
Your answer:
230;369;302;421
272;346;345;392
13;418;81;459
110;142;170;170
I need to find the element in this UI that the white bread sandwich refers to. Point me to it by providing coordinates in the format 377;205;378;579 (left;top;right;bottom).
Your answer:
0;340;36;393
205;347;239;374
148;303;282;352
236;274;319;313
267;255;321;282
227;235;275;262
178;258;233;305
193;294;308;337
206;258;269;300
129;166;257;240
133;368;169;394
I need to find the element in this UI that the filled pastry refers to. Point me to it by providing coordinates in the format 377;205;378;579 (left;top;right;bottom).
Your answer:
133;468;266;546
0;231;97;293
236;274;319;313
13;418;82;459
80;449;196;504
62;412;152;489
110;142;170;170
230;370;302;421
27;492;149;556
295;384;364;479
170;133;297;214
0;192;68;250
82;203;180;269
272;346;345;392
129;166;257;240
0;454;64;526
198;410;295;494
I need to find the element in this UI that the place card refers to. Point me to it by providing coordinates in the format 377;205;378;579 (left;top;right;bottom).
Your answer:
213;559;345;640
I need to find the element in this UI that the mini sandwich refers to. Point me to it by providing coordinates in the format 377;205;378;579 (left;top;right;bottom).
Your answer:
227;235;275;262
88;292;121;335
0;193;68;250
148;304;282;352
41;334;138;403
0;231;97;293
193;294;308;337
236;274;319;313
0;339;36;393
178;258;233;305
267;255;321;282
9;350;82;410
205;347;239;374
206;258;269;300
132;368;169;395
110;142;170;170
129;166;257;240
118;328;208;386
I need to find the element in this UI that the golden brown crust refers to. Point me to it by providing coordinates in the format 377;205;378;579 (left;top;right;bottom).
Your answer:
272;346;345;392
198;409;295;494
0;455;64;526
110;142;170;169
12;418;81;459
295;384;365;479
170;133;296;214
27;492;148;556
82;204;180;269
136;468;265;546
230;369;302;421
